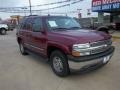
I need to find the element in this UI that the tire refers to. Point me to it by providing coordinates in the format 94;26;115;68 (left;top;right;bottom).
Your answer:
1;29;6;35
50;50;70;77
19;41;28;55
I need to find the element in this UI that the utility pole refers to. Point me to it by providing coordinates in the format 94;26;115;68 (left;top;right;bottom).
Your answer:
21;7;27;16
77;9;82;19
29;0;32;15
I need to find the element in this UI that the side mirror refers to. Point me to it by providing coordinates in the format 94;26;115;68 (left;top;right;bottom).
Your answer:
40;29;46;34
97;26;109;34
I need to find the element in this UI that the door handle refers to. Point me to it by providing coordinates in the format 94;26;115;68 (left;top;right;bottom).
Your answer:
34;36;40;40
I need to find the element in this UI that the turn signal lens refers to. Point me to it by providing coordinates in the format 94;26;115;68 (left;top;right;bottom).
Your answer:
72;51;80;57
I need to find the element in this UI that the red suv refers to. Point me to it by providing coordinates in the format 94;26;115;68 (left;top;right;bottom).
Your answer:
17;15;115;77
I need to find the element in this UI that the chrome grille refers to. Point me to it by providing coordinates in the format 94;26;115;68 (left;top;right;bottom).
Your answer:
90;39;112;47
90;39;112;54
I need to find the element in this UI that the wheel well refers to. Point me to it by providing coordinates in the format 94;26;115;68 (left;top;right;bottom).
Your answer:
0;28;7;30
17;37;21;44
47;46;66;59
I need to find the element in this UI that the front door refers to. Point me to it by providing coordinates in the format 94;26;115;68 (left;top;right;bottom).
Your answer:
31;17;47;56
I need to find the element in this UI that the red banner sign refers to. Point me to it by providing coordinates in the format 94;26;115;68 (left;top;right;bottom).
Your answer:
92;0;120;6
92;0;120;11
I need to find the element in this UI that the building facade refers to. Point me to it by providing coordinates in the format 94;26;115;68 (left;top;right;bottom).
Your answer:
92;0;120;23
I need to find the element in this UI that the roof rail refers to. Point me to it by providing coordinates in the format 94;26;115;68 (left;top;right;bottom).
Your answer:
28;15;38;16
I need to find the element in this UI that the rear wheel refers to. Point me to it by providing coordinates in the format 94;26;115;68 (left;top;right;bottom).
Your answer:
19;41;28;55
1;29;6;35
50;50;70;77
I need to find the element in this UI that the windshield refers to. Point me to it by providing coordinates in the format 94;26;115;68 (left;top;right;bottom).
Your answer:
46;17;82;31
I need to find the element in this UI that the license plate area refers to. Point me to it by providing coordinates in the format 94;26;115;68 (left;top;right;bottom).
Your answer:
103;55;111;63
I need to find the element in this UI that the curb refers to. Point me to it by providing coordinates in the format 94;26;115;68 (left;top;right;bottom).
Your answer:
112;35;120;39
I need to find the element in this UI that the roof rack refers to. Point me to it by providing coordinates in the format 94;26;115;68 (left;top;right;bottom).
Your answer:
28;15;38;16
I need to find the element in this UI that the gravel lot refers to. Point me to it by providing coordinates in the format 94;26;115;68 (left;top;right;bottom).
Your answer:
0;31;120;90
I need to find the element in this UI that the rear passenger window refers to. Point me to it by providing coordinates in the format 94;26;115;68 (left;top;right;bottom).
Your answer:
19;18;26;29
21;18;32;30
32;18;42;32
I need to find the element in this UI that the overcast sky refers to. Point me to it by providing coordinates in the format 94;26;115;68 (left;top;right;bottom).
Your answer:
0;0;97;19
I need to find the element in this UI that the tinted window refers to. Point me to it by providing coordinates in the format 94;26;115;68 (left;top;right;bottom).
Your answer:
32;18;42;32
19;18;26;29
21;18;32;30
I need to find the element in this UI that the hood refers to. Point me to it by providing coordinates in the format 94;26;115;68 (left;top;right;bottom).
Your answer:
49;29;111;44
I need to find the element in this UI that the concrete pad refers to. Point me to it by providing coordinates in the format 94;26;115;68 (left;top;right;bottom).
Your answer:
0;31;120;90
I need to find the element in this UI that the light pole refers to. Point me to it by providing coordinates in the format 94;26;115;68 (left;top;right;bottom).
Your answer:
29;0;32;15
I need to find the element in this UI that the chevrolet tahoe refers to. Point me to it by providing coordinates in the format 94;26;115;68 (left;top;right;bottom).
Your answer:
17;15;115;77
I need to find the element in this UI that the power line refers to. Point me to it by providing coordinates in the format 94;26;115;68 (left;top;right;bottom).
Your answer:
0;0;83;13
0;0;79;9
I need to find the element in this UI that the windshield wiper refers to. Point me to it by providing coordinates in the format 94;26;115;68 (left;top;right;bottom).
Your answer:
52;27;68;30
69;27;81;29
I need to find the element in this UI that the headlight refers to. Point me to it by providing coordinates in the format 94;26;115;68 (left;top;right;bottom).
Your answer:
72;43;90;56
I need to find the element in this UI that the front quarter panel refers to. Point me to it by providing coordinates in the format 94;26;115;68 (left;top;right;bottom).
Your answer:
47;40;71;55
47;32;76;55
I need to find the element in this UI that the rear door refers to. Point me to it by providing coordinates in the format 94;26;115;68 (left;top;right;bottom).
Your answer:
20;18;33;49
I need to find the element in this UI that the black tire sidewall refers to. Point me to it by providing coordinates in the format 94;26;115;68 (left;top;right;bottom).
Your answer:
1;29;6;35
50;50;70;77
19;41;28;55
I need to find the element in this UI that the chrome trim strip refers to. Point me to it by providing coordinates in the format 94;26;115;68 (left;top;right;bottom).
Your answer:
24;43;44;51
90;39;112;45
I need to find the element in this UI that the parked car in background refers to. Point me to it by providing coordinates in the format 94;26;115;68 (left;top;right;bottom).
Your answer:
17;15;115;77
0;23;8;35
113;22;120;30
78;17;120;33
92;22;117;34
7;24;16;31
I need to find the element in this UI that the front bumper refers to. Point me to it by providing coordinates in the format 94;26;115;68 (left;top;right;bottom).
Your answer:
67;46;115;71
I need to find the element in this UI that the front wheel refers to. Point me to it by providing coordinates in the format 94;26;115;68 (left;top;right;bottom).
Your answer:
50;50;70;77
1;29;6;35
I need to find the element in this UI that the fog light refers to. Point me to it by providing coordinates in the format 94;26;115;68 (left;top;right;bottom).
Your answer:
80;52;90;56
